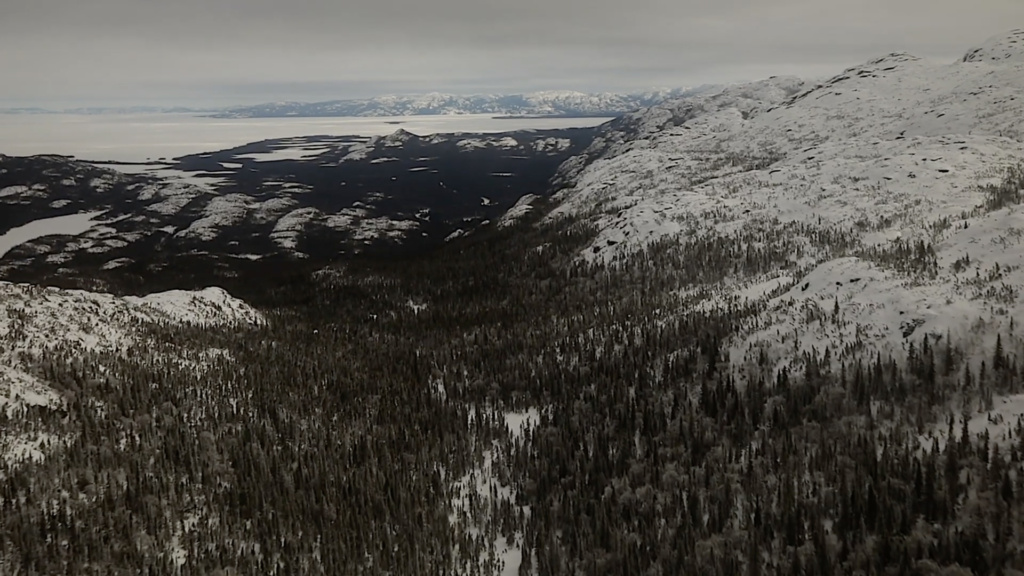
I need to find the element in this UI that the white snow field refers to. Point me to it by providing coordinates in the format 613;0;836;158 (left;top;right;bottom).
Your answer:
548;30;1024;381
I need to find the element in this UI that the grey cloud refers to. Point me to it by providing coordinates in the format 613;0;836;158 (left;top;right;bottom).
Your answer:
2;0;1023;106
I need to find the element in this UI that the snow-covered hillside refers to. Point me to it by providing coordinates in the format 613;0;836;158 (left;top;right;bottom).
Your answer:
549;30;1024;373
0;282;260;464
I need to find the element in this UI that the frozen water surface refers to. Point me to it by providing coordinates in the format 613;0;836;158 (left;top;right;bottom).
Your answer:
0;113;612;162
0;211;107;259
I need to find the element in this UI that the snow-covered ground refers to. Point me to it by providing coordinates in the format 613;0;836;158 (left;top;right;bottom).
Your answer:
271;207;320;251
0;281;261;464
550;30;1024;372
920;393;1024;452
176;194;252;241
125;287;264;326
449;408;541;576
136;180;209;215
457;136;519;150
0;282;261;359
497;195;539;228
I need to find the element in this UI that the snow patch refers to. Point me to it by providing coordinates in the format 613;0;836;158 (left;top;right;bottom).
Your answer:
920;394;1024;451
235;146;330;162
271;207;321;251
0;185;30;198
497;194;539;229
0;281;260;465
125;287;264;326
176;194;252;241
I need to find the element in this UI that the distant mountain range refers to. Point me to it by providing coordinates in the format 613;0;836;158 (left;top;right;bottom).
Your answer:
0;106;219;115
211;89;717;118
0;88;716;118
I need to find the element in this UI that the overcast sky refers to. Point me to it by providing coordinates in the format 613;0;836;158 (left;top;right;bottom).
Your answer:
3;0;1023;108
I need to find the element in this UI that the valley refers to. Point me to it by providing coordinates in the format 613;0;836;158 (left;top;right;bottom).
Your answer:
3;29;1024;576
0;127;594;293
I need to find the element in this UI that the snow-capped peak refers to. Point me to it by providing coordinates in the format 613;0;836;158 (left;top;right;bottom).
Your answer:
962;29;1024;64
382;128;418;147
865;52;922;66
215;88;714;119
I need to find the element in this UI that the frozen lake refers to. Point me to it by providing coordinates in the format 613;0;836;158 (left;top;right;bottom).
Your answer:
0;113;613;162
0;211;106;259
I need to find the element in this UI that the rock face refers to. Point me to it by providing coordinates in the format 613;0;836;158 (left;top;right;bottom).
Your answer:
548;30;1024;371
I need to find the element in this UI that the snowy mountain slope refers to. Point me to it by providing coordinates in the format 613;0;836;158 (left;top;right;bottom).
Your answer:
497;194;540;229
548;30;1024;372
0;282;260;362
124;286;264;326
213;88;714;119
962;28;1024;64
0;281;260;464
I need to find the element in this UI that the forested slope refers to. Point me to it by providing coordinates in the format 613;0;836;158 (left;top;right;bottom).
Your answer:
5;30;1024;576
